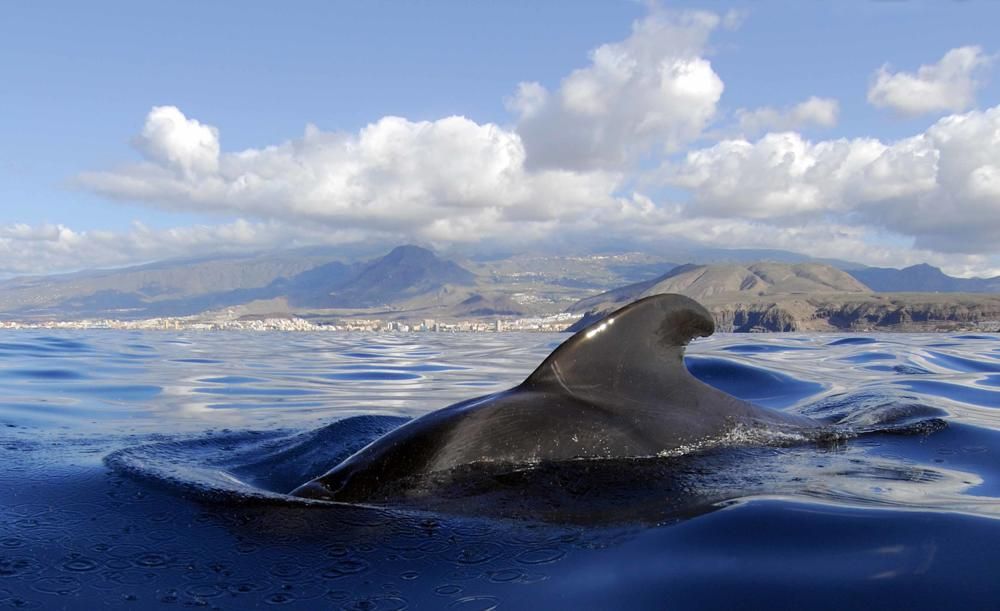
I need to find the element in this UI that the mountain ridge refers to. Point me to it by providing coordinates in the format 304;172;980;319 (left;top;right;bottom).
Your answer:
0;244;997;325
848;263;1000;293
570;262;870;315
566;262;1000;333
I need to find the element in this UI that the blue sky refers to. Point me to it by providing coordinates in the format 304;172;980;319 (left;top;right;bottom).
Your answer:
1;1;999;276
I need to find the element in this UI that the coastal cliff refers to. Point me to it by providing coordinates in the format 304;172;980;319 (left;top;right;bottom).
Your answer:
567;262;1000;333
571;296;1000;333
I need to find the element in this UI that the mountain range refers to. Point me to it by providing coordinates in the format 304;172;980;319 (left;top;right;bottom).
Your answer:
0;244;997;329
847;264;1000;293
0;246;482;320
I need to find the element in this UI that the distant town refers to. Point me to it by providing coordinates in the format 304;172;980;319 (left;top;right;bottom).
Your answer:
0;312;581;333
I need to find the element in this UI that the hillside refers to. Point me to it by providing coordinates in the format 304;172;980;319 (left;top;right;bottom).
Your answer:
0;246;478;320
567;262;1000;333
570;262;870;314
324;245;476;307
0;250;338;319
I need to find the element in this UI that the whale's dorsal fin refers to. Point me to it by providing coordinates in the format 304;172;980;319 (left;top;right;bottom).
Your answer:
523;294;715;403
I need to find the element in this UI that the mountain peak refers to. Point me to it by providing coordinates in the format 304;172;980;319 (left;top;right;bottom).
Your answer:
383;244;436;262
324;245;475;307
903;263;943;274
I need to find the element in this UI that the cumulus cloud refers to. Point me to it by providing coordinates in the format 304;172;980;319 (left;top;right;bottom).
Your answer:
63;10;1000;278
510;9;724;170
867;46;993;116
75;104;1000;276
135;105;221;176
0;220;363;276
79;107;625;245
735;96;839;136
662;105;1000;254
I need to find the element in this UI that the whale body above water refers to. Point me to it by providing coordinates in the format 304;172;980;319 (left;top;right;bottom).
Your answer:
291;293;834;503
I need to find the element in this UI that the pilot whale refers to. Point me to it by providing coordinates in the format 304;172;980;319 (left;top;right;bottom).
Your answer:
291;293;829;503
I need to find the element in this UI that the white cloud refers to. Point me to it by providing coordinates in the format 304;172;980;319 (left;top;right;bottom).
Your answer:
867;46;993;116
75;104;1000;277
571;200;1000;277
7;215;994;280
504;81;548;118
72;12;733;269
61;11;1000;279
735;97;839;136
79;108;625;247
511;9;724;170
0;220;364;276
135;106;221;176
662;105;1000;255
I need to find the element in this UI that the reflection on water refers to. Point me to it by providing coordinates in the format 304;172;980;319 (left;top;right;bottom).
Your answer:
0;330;999;608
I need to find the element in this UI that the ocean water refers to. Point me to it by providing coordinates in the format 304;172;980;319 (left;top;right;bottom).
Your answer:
1;330;999;609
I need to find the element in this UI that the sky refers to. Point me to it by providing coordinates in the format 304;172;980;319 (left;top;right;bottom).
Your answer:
1;0;1000;277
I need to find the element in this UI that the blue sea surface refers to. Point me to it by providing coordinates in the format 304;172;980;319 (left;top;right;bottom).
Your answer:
1;330;998;609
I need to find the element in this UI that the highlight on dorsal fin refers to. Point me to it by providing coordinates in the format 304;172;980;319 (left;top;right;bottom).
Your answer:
523;294;715;396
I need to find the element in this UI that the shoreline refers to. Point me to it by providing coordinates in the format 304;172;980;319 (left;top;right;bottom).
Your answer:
0;318;996;333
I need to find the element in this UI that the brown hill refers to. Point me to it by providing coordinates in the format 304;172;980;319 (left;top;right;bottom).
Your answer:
567;263;1000;333
570;262;870;314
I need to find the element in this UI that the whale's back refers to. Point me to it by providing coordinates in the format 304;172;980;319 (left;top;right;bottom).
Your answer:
292;294;816;503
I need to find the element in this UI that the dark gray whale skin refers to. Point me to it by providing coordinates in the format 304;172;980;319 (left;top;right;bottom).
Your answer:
291;294;821;503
